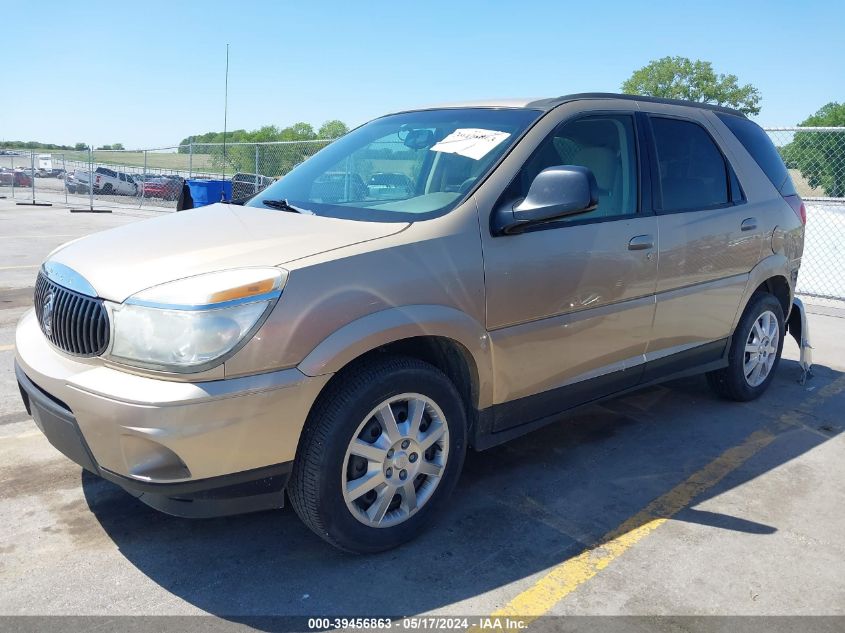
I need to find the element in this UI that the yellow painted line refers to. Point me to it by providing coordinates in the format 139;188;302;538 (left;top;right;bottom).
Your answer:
484;376;845;624
0;344;14;352
489;429;776;622
0;264;39;270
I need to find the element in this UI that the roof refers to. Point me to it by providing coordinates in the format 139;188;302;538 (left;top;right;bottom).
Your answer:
401;93;747;118
402;98;542;111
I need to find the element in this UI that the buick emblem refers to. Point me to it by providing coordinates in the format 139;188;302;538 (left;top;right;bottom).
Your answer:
42;291;55;337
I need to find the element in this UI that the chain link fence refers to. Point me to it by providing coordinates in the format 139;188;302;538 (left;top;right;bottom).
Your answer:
765;128;845;308
1;127;844;305
0;140;332;210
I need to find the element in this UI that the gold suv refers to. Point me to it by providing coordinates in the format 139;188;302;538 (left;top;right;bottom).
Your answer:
15;93;810;552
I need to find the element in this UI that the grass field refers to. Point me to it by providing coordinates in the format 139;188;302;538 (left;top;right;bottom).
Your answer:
55;150;218;174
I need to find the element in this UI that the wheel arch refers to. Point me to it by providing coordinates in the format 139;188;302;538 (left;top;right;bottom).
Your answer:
297;305;494;438
755;275;791;319
732;255;793;330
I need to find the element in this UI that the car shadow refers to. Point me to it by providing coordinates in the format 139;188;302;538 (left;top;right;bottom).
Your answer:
82;357;842;625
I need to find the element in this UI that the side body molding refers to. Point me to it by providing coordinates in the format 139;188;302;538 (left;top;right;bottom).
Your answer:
297;305;494;409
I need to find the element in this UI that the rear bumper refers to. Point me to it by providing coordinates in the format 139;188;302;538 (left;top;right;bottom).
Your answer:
788;297;813;383
16;362;293;517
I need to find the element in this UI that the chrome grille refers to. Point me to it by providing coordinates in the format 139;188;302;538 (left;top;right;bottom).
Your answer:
34;272;109;357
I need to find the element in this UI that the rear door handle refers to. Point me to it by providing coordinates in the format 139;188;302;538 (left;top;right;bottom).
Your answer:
628;235;654;250
741;217;758;231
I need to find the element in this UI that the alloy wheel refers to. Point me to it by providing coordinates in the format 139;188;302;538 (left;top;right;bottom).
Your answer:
342;393;449;528
743;310;779;387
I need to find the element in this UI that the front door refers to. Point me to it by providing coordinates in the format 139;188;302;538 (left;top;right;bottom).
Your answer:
479;112;658;431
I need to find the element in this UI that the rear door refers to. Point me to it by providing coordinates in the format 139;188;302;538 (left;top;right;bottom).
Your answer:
642;110;762;377
479;107;659;431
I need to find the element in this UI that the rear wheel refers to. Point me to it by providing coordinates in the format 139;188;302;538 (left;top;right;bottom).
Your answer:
707;293;785;401
289;356;467;553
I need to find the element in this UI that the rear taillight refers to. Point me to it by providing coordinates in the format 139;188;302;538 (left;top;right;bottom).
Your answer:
783;194;806;225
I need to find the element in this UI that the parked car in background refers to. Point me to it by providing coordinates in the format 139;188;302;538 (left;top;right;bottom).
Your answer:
37;168;66;179
139;175;183;201
231;172;275;200
64;172;90;194
367;172;414;199
310;171;368;202
0;169;32;187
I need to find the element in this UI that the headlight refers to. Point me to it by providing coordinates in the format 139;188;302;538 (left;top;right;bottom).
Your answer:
109;268;286;371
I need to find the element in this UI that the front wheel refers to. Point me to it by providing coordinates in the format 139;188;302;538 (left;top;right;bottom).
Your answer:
289;356;467;553
707;293;785;401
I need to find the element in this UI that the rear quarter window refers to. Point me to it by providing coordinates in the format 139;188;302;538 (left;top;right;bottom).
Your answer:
717;114;796;196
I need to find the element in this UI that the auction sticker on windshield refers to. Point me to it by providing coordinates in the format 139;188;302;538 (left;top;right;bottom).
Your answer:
430;128;511;160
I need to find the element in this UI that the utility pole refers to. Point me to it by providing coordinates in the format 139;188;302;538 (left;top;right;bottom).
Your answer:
222;43;230;198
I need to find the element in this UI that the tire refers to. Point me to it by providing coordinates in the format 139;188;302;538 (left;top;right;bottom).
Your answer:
707;293;785;401
289;355;467;553
102;183;113;194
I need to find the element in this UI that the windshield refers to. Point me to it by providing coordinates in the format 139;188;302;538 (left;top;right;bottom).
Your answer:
246;108;541;221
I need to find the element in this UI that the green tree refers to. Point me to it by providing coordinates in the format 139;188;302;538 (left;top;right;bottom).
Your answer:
179;121;344;175
74;142;88;151
780;102;845;197
318;120;349;139
285;122;316;140
622;56;761;115
3;141;64;150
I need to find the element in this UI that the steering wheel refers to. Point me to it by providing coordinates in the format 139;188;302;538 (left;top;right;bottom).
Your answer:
458;177;478;194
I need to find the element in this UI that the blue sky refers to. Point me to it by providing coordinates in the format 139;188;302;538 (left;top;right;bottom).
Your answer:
3;0;843;148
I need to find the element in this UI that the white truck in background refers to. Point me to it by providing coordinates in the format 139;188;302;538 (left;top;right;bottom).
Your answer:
73;166;138;195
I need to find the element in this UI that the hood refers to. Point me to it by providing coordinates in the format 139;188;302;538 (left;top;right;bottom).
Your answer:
48;203;408;302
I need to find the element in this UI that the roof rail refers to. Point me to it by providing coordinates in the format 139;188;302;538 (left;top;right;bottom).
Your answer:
527;92;748;118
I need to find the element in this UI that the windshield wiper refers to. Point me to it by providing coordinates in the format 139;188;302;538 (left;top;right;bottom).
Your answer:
261;198;314;214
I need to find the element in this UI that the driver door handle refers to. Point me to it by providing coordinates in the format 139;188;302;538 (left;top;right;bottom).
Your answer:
628;235;654;251
741;217;758;231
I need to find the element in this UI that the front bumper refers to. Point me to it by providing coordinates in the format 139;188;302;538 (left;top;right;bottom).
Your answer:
15;309;331;517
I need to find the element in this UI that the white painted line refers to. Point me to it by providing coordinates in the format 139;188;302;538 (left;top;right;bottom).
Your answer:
0;265;39;270
0;234;77;239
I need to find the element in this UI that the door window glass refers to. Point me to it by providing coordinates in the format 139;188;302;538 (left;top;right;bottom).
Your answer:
508;114;638;221
651;117;729;211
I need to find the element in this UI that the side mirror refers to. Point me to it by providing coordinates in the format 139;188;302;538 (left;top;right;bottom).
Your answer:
494;165;599;235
